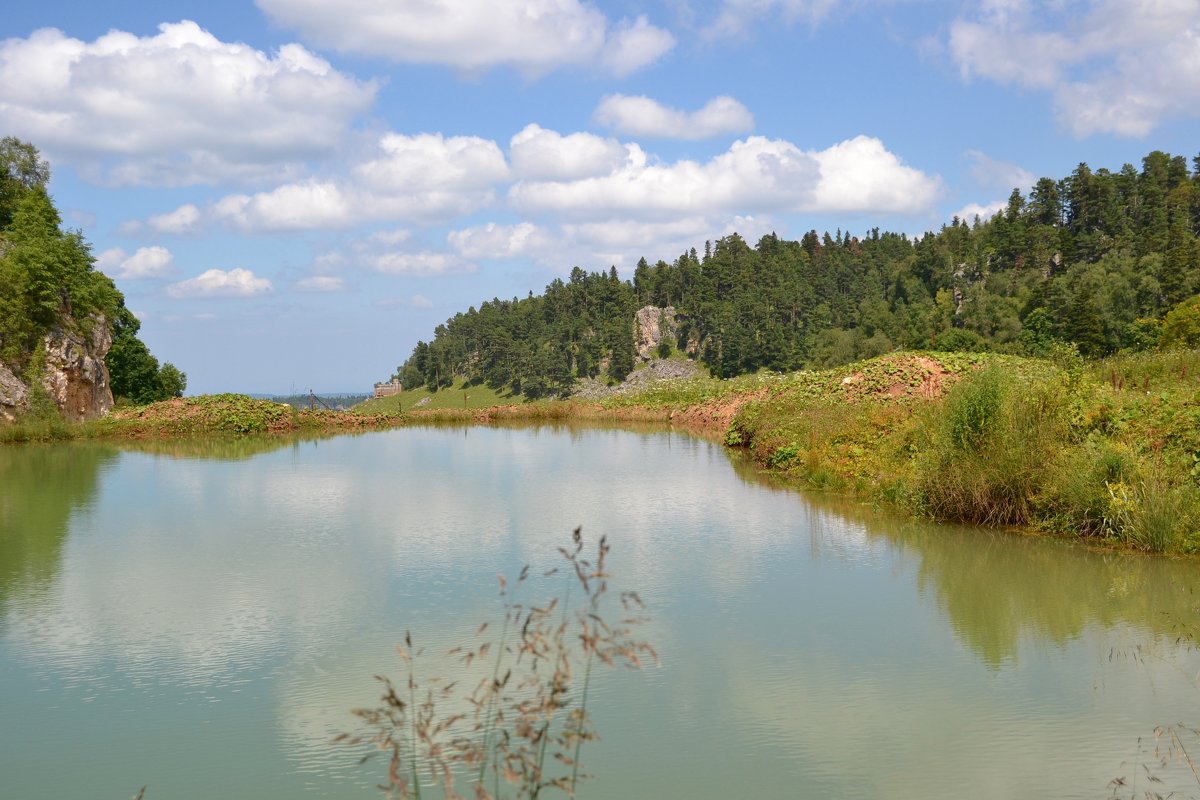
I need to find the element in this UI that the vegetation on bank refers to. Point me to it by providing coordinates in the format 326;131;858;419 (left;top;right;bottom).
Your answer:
705;349;1200;554
7;346;1199;554
387;148;1200;398
354;377;523;414
0;139;184;409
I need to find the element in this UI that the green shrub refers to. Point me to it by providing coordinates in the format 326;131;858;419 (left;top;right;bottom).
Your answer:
945;363;1006;453
1103;476;1198;553
920;366;1071;526
1160;296;1200;350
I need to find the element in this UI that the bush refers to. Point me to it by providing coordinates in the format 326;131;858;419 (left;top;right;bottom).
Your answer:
1160;296;1200;350
945;363;1006;453
919;365;1070;526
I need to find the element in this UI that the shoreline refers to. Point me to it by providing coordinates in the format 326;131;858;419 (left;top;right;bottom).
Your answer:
5;350;1200;556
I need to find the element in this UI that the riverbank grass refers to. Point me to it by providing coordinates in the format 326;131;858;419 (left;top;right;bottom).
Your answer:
353;378;523;415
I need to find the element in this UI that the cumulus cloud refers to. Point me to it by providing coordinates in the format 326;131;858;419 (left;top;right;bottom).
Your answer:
214;181;355;233
509;125;627;181
367;251;469;276
256;0;674;76
949;0;1200;136
146;204;202;235
0;21;376;185
600;15;677;76
206;133;509;233
410;294;434;309
593;94;754;139
295;276;346;292
95;245;176;279
447;214;783;273
166;268;273;298
951;200;1006;225
448;221;554;261
330;228;475;277
509;131;939;219
355;133;509;220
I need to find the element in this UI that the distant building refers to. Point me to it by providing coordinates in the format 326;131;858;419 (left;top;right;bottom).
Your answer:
374;379;402;398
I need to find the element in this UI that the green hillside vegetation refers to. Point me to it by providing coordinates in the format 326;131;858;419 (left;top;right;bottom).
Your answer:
606;349;1200;554
355;377;524;414
390;149;1200;395
0;137;183;412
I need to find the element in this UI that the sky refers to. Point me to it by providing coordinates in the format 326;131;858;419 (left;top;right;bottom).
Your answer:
3;0;1200;394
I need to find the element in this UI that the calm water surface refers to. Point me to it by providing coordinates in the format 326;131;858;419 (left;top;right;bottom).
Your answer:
1;426;1198;799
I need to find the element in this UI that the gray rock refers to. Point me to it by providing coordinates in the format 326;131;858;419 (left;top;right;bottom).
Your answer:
0;314;114;422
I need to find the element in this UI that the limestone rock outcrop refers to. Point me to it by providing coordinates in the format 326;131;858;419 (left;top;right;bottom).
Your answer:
0;315;114;422
0;361;27;421
634;305;678;361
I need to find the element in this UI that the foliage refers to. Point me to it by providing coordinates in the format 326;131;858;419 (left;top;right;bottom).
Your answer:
345;530;655;800
392;148;1200;394
106;304;186;404
0;138;181;418
1160;295;1200;350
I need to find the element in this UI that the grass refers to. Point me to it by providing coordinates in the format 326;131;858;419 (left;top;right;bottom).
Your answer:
719;350;1200;554
354;379;525;415
344;529;655;800
5;348;1200;554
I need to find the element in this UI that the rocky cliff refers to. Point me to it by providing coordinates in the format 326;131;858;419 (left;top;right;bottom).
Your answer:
634;305;677;361
0;315;114;422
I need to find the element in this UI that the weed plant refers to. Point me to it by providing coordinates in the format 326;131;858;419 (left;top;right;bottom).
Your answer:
344;529;656;799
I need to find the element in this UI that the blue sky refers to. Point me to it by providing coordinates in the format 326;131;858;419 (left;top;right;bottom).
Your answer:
3;0;1199;393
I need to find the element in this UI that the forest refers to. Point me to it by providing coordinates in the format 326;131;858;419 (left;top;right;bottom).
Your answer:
394;150;1200;397
0;138;183;408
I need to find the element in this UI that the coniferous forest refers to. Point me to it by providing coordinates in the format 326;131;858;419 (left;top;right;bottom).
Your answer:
395;150;1200;397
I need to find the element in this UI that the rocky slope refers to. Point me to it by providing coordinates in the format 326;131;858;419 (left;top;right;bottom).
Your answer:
0;315;114;422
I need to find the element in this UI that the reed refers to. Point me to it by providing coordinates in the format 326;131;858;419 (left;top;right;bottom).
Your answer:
343;529;656;799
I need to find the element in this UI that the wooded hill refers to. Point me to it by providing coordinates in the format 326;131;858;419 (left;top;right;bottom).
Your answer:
393;149;1200;398
0;137;183;410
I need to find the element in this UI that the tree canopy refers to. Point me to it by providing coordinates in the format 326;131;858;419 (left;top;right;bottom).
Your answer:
393;149;1200;395
0;138;184;407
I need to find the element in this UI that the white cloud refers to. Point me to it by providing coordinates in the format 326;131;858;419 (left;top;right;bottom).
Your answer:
705;0;842;38
949;0;1200;136
166;268;273;298
214;181;355;233
95;245;175;279
367;251;470;276
147;204;202;235
447;214;784;273
509;132;939;219
509;125;627;181
340;228;474;277
207;133;509;233
0;21;377;185
600;15;677;77
951;200;1006;224
295;276;346;292
811;135;941;212
448;221;553;260
410;294;434;309
594;94;755;140
355;133;509;220
256;0;674;77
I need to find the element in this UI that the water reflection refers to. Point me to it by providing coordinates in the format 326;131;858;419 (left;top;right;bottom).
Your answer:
0;426;1197;800
0;443;118;615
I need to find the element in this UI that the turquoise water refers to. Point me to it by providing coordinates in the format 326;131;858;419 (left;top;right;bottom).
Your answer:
1;426;1197;799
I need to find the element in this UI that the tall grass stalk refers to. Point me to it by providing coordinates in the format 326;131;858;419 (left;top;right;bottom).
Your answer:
347;529;655;799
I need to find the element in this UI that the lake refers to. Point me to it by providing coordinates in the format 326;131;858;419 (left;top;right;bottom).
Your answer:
2;425;1198;799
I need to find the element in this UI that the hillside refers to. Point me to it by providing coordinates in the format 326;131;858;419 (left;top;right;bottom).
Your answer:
0;138;183;422
387;148;1200;398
